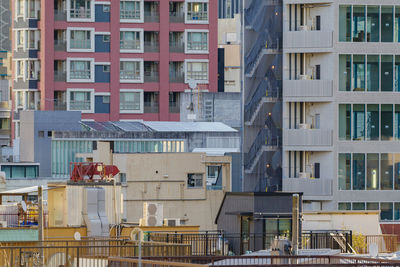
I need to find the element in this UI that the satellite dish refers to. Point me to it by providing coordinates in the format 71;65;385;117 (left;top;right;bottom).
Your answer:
188;80;197;89
369;243;378;257
21;201;27;212
74;232;81;241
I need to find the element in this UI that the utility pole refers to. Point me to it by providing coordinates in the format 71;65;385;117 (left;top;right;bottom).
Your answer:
291;194;299;255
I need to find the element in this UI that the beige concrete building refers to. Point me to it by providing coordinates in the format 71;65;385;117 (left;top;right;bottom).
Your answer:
79;141;232;230
218;14;241;93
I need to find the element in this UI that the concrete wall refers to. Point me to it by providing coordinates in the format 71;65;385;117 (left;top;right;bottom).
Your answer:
302;211;382;235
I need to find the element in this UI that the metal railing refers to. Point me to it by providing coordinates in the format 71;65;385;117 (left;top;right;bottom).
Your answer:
70;70;91;80
169;102;180;113
70;39;91;49
70;8;91;19
186;71;207;81
144;11;159;23
144;103;159;113
120;102;140;111
187;41;208;51
170;42;184;53
170;73;184;83
120;10;141;20
54;100;66;111
109;257;204;267
54;40;66;51
144;41;159;53
69;100;91;111
302;230;353;253
54;71;66;82
54;10;66;21
144;71;159;83
187;11;208;21
169;11;185;23
120;71;141;81
120;40;141;50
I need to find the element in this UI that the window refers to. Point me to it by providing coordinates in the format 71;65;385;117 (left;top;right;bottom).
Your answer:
339;5;351;42
207;165;221;187
187;173;203;188
69;59;92;81
396;105;400;139
69;90;92;111
381;6;394;42
48;131;52;137
381;55;394;91
187;2;208;22
353;55;365;91
367;6;379;42
120;173;127;184
103;5;110;12
367;153;379;190
338;153;351;190
353;6;366;42
16;0;25;17
339;104;351;140
120;1;141;20
69;0;92;20
352;104;365;140
353;153;365;190
69;29;92;50
38;131;44;137
103;65;110;72
338;202;351;210
381;104;393;140
381;153;394;190
120;91;142;112
339;55;351;91
367;55;379;91
381;202;393;220
367;202;379;210
226;0;232;18
187;32;208;52
366;104;379;140
120;61;142;82
120;30;142;51
186;61;208;82
103;96;110;103
395;154;400;190
352;202;366;210
103;35;110;42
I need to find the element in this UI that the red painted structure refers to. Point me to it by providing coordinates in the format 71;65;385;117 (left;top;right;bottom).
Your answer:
70;162;120;182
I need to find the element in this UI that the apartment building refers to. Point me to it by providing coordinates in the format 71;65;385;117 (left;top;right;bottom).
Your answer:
11;0;217;138
218;0;242;19
244;0;400;230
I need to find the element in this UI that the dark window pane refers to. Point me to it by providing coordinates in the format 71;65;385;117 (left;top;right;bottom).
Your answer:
339;153;351;190
367;202;379;210
395;154;400;190
381;6;394;42
381;55;393;91
381;153;393;190
353;104;365;140
367;153;379;190
367;55;379;91
366;104;379;140
381;202;393;220
381;104;393;140
395;203;400;220
352;202;365;210
339;55;351;91
353;153;365;190
353;6;366;42
339;104;351;140
339;5;352;42
367;6;379;42
338;202;351;210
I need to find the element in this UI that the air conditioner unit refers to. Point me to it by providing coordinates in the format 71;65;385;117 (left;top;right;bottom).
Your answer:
0;221;7;227
143;202;163;227
299;172;310;179
299;123;311;129
163;218;183;227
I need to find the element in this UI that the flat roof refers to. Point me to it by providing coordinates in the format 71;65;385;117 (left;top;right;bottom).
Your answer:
0;185;51;195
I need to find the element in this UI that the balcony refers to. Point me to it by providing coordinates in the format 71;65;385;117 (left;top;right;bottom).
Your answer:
120;10;141;20
120;71;140;82
283;80;333;100
169;11;184;23
70;39;91;50
144;11;159;23
170;72;184;83
144;71;159;83
54;10;66;21
283;177;332;200
170;41;184;53
70;70;90;80
144;103;159;113
187;11;208;22
54;40;66;51
54;101;67;111
120;40;141;51
70;100;90;111
144;41;159;53
283;129;333;150
54;71;66;82
283;30;333;51
70;8;91;19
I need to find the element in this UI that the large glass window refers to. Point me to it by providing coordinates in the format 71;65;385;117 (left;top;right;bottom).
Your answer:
396;105;400;139
70;30;91;49
395;203;400;220
353;55;365;91
367;153;379;190
353;153;365;190
120;91;141;112
367;55;379;91
187;2;208;21
381;104;393;140
120;31;141;50
381;153;394;190
339;153;351;190
395;154;400;190
353;6;366;42
70;0;91;19
186;62;208;81
353;104;365;140
187;32;208;51
381;202;393;220
366;104;379;140
339;55;351;91
120;61;141;81
367;6;379;42
338;202;351;210
339;5;352;42
367;202;379;210
70;60;91;80
120;1;141;20
395;7;400;42
395;56;400;92
381;6;394;42
381;55;394;91
69;91;91;111
353;202;366;210
339;104;351;140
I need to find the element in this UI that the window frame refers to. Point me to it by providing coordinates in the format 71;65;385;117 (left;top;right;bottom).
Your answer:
185;0;209;24
119;89;144;114
67;0;95;22
120;0;144;23
184;59;209;84
187;173;204;188
67;27;95;52
184;29;209;54
120;28;144;53
119;59;144;83
67;88;95;113
67;58;95;83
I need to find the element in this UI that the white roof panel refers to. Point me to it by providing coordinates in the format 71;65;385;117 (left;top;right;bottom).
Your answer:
142;121;237;132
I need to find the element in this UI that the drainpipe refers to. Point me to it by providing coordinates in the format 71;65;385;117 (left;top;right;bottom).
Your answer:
292;194;299;255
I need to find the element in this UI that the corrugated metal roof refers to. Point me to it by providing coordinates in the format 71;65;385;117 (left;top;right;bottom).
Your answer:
0;186;51;195
0;229;38;241
111;121;151;132
82;121;122;132
142;121;237;132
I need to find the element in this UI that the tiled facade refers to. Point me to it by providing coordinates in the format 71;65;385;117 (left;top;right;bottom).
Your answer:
11;0;218;138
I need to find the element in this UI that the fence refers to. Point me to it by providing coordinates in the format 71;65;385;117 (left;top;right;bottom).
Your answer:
356;234;397;254
302;230;353;253
0;239;191;267
120;255;400;266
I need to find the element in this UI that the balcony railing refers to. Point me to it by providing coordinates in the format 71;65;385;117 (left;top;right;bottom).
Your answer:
120;40;141;50
120;10;141;20
169;102;180;113
54;10;66;21
70;8;91;19
187;11;208;21
70;39;91;49
70;70;91;80
69;100;90;111
169;11;184;23
54;71;66;82
283;177;332;199
54;40;66;51
144;71;159;82
284;129;333;147
144;11;159;22
120;71;140;81
284;31;333;49
170;72;184;83
187;71;207;81
144;103;159;113
144;41;159;52
283;80;333;98
169;42;184;53
120;102;140;111
54;100;67;111
187;41;208;51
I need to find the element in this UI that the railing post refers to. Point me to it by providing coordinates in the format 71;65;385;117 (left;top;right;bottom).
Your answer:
65;243;69;267
19;247;22;266
205;231;209;256
76;247;80;267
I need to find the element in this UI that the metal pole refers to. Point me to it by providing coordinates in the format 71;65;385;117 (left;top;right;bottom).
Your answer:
38;186;44;264
291;194;299;255
138;230;142;267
